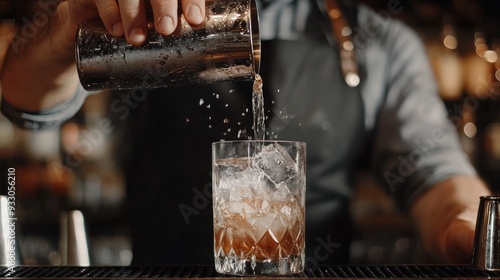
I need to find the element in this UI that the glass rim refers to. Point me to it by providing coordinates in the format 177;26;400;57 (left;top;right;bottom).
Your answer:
212;140;306;146
480;195;500;201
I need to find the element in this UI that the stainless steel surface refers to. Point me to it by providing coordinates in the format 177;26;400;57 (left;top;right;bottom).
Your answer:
76;0;260;91
59;211;90;266
471;196;500;270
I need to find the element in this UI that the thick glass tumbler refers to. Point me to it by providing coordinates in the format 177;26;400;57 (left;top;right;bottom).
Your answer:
212;140;306;275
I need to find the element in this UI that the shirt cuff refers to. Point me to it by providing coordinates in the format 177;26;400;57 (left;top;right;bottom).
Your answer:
0;85;89;131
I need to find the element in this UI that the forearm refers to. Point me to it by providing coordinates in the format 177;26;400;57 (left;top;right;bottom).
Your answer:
410;175;491;263
1;2;79;111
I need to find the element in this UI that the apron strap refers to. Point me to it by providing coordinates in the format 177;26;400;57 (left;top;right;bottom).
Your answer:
323;0;360;87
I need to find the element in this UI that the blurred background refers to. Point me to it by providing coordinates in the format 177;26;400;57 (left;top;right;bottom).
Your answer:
0;0;500;266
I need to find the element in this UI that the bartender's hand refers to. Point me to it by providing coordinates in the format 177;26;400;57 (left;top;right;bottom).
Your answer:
68;0;206;46
410;176;490;263
1;0;205;111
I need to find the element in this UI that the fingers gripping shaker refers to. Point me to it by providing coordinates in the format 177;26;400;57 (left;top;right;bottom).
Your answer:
76;0;260;91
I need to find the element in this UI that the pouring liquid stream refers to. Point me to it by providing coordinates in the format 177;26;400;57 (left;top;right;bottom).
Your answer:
252;74;265;141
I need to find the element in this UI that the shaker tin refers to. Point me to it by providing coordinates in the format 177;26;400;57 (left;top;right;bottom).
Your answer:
76;0;260;91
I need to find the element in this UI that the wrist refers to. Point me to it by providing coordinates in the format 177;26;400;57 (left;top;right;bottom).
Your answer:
1;60;79;111
1;84;89;131
1;1;80;111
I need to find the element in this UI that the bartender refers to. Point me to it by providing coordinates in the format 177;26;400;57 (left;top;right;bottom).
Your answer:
0;0;491;265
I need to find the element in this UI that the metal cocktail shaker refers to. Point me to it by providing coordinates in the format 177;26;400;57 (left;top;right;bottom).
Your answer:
76;0;260;91
471;196;500;270
59;210;90;266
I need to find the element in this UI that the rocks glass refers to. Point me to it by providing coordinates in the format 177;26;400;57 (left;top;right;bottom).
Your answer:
212;140;306;275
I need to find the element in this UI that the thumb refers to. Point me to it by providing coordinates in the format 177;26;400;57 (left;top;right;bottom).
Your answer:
69;0;124;36
67;0;99;30
443;221;476;263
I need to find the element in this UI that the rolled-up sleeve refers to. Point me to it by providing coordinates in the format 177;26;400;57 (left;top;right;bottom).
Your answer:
0;85;89;131
369;18;476;212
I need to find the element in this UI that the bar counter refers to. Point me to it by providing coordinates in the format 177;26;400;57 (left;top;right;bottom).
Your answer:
1;265;499;279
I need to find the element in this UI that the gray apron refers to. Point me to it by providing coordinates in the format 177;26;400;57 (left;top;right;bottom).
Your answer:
123;0;368;265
